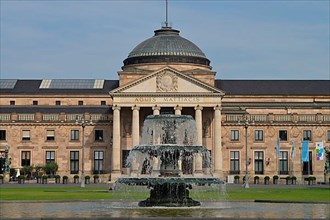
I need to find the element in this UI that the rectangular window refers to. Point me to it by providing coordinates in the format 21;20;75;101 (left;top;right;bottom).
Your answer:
55;101;61;106
328;130;330;142
21;151;31;166
279;130;287;141
303;130;312;141
231;130;239;141
254;151;264;175
122;150;130;168
46;151;55;164
302;151;313;175
22;130;30;141
0;130;6;141
94;151;104;174
255;130;264;141
78;100;84;106
70;151;79;174
101;101;106;106
95;130;104;141
279;151;288;175
10;100;15;105
33;100;38;105
46;130;55;141
230;151;240;174
70;130;79;141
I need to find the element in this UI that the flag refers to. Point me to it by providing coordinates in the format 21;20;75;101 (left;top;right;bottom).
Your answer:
301;140;309;162
316;142;324;160
291;140;295;159
276;138;280;156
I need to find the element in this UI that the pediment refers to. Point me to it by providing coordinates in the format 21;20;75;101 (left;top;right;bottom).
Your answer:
110;67;224;95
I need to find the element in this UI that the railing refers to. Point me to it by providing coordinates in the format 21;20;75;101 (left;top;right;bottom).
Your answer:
274;115;292;122
0;114;11;121
18;114;35;121
66;114;83;121
226;115;242;122
224;114;330;123
250;115;267;122
323;115;330;122
299;115;316;122
91;114;109;121
42;114;59;121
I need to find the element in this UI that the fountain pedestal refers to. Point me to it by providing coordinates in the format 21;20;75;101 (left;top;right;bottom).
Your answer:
138;182;200;207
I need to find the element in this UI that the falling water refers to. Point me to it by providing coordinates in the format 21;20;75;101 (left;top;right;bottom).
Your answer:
117;114;225;207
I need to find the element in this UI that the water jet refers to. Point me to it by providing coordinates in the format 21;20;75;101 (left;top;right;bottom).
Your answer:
116;114;225;207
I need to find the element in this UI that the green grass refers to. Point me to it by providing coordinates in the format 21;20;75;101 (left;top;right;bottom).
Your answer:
225;188;330;202
0;186;329;202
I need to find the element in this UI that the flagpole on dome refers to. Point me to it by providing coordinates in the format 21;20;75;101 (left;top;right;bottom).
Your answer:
163;0;170;28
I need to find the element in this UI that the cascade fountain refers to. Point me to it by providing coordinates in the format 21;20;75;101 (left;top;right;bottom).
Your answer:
116;114;225;207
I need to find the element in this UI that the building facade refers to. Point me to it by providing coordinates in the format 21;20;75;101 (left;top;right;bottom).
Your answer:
1;26;330;183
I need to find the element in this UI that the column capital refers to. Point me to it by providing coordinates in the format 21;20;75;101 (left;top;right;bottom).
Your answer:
214;105;222;111
194;105;203;111
132;105;140;111
152;105;161;111
174;105;182;111
112;105;121;111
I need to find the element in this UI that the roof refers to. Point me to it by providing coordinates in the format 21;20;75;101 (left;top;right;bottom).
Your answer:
123;27;210;67
0;80;119;95
0;106;112;114
216;80;330;96
127;27;206;59
0;79;329;96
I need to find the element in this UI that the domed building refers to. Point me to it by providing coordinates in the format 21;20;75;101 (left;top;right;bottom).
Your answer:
119;26;215;87
0;23;329;185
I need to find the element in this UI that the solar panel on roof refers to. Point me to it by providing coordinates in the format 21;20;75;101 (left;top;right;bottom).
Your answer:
39;79;105;89
0;80;17;89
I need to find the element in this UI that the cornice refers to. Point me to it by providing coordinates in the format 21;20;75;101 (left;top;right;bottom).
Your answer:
222;102;330;108
110;92;223;97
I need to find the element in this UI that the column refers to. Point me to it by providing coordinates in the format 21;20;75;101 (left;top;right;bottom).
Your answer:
194;105;203;175
112;105;121;174
132;105;140;146
153;105;161;115
174;105;182;115
214;105;222;175
195;105;203;146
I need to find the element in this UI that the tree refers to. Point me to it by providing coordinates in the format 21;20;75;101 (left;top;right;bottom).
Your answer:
43;162;58;177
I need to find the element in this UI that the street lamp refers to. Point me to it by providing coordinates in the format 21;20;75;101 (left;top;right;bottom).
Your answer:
4;144;10;173
238;114;254;188
76;115;93;188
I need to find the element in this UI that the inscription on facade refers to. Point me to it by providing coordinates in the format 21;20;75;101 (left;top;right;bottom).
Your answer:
134;97;200;103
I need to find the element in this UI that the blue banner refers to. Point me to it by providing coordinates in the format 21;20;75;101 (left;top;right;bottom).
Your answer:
301;140;309;162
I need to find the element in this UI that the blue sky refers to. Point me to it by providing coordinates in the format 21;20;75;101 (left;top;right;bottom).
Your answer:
1;0;329;80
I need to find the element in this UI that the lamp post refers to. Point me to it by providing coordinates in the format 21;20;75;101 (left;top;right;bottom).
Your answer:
239;114;254;188
4;144;10;173
76;115;93;188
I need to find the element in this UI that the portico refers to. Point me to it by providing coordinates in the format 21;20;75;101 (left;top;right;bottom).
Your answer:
109;67;224;178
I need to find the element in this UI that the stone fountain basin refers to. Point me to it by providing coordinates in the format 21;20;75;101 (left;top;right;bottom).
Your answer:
116;177;225;185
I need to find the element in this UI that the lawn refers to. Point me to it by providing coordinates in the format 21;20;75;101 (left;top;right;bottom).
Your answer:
1;185;329;202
